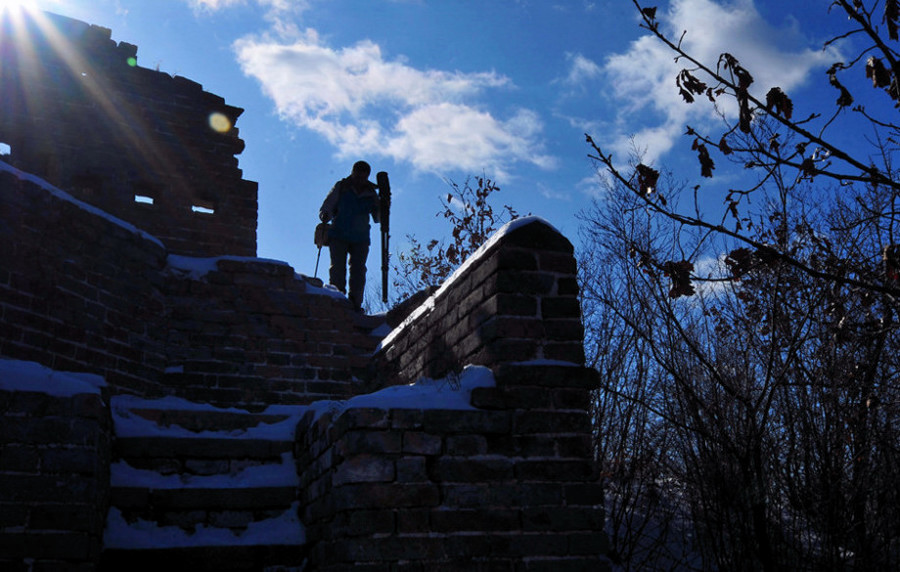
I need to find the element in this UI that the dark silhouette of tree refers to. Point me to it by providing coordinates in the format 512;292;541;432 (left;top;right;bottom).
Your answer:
393;176;520;300
582;2;900;569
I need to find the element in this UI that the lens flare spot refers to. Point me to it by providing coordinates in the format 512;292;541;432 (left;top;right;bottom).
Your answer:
208;112;231;133
126;56;137;67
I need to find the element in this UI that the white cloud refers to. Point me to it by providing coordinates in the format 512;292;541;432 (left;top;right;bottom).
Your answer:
563;52;602;86
234;28;554;179
187;0;301;13
187;0;243;9
602;0;839;165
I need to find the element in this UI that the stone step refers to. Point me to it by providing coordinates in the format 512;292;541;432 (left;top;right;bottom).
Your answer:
114;436;292;462
127;407;292;432
103;395;307;566
99;536;308;571
111;485;297;512
354;311;389;333
111;395;304;437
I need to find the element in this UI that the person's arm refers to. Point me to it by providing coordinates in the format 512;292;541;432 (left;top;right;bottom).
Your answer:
319;182;341;222
371;190;381;224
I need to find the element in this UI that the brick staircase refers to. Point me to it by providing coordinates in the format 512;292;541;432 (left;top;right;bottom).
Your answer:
99;395;308;571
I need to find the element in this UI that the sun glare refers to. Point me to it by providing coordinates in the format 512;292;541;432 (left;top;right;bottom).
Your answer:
0;0;37;12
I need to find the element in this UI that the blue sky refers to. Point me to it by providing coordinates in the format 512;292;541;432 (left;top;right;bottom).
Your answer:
5;0;860;305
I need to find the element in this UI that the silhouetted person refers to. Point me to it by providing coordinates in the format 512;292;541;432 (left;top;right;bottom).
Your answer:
319;160;380;311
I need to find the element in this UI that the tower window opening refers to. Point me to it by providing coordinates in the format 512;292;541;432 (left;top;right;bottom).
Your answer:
0;142;10;157
192;199;216;215
134;194;154;205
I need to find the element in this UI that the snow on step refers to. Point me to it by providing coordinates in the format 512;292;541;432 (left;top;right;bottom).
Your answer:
111;394;307;440
105;394;307;550
104;502;306;549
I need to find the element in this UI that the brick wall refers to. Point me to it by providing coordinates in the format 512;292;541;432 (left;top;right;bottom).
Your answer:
373;218;585;389
163;257;383;408
296;364;609;571
0;171;169;397
0;165;384;406
0;365;111;570
0;11;257;258
297;219;611;570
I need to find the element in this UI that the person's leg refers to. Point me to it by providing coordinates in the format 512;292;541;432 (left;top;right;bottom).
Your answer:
328;238;349;293
347;242;370;311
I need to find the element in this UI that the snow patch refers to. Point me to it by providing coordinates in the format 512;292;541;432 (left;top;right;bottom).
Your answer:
111;394;306;440
307;364;495;421
302;278;347;300
166;254;291;280
110;452;298;489
103;502;306;548
378;216;558;351
0;359;106;396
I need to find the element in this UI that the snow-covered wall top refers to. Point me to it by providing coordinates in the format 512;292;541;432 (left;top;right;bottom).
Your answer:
372;217;585;389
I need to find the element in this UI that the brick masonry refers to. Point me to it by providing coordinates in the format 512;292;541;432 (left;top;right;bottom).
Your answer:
0;10;611;571
0;11;257;259
0;170;380;407
297;364;609;571
0;375;111;571
372;219;586;390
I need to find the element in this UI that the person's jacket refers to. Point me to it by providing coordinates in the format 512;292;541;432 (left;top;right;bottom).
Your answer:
319;177;380;244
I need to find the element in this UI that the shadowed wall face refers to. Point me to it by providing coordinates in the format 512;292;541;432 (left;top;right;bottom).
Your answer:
0;10;257;258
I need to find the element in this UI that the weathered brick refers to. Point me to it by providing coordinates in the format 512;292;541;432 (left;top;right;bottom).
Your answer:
332;483;440;510
430;457;515;482
338;430;402;455
505;222;574;253
515;460;594;482
423;410;510;434
0;531;93;559
430;508;519;532
543;342;586;365
396;507;430;533
402;432;443;455
470;386;553;410
538;251;578;274
395;456;429;483
333;454;395;485
494;365;598;389
445;434;487;456
332;509;395;537
29;504;100;532
0;504;29;527
514;410;591;434
42;448;103;475
0;445;40;472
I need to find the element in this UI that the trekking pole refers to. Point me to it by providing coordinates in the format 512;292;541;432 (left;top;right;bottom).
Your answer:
314;246;322;278
376;171;391;304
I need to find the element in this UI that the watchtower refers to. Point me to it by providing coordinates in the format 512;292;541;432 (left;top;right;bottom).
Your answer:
0;10;257;257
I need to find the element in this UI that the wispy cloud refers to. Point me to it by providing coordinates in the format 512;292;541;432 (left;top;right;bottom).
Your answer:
187;0;302;13
601;0;838;166
186;0;308;36
232;25;555;179
562;52;602;87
